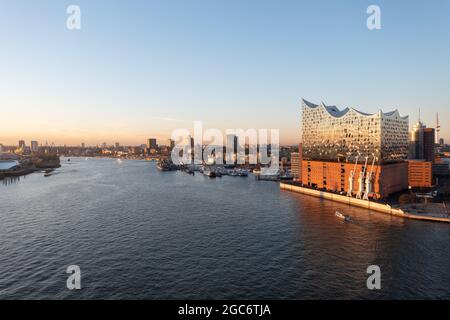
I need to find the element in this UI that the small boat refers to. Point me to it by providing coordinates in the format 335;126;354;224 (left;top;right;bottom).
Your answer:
238;169;249;177
335;211;352;222
280;170;293;180
44;172;52;177
252;168;261;175
254;168;280;181
203;167;216;178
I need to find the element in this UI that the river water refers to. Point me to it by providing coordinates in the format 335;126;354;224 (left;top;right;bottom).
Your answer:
1;157;449;299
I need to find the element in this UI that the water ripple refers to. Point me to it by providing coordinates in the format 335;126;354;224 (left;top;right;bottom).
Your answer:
1;158;449;299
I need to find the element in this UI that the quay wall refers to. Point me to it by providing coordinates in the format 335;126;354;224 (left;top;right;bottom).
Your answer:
280;183;450;224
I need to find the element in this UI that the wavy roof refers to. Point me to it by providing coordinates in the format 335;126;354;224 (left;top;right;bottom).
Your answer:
302;98;408;120
0;160;19;171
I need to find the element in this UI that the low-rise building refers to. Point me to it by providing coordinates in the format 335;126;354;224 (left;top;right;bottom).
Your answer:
301;160;408;199
407;160;433;188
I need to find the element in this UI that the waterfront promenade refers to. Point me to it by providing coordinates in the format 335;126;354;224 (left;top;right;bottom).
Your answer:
280;182;450;224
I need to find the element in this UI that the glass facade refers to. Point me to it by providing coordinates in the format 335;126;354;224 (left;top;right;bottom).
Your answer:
301;99;409;164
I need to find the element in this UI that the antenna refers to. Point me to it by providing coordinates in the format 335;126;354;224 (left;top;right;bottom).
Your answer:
436;112;441;143
418;108;421;123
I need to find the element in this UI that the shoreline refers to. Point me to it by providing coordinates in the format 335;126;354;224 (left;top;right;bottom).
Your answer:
280;182;450;224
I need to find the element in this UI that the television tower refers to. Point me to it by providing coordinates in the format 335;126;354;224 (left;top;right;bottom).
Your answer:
436;112;441;143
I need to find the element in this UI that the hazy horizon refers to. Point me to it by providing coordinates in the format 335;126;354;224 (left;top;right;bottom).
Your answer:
1;0;450;146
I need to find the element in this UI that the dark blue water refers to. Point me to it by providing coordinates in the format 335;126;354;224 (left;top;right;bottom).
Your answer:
1;157;449;299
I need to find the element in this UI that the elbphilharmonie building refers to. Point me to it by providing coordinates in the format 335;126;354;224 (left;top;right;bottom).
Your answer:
301;99;409;164
299;99;410;199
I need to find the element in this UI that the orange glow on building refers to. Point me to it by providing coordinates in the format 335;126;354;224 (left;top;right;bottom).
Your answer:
407;160;433;188
300;160;409;199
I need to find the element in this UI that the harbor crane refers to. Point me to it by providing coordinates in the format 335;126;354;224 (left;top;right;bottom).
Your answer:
363;155;378;200
347;154;359;197
356;156;369;199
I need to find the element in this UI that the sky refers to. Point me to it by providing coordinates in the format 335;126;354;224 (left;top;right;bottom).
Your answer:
1;0;450;146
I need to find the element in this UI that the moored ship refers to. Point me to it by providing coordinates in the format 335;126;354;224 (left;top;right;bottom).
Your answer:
157;159;177;171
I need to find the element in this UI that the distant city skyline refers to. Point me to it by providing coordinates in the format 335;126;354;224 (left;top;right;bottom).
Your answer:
1;0;450;145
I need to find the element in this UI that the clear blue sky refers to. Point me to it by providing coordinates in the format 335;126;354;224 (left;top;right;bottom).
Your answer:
1;0;449;145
